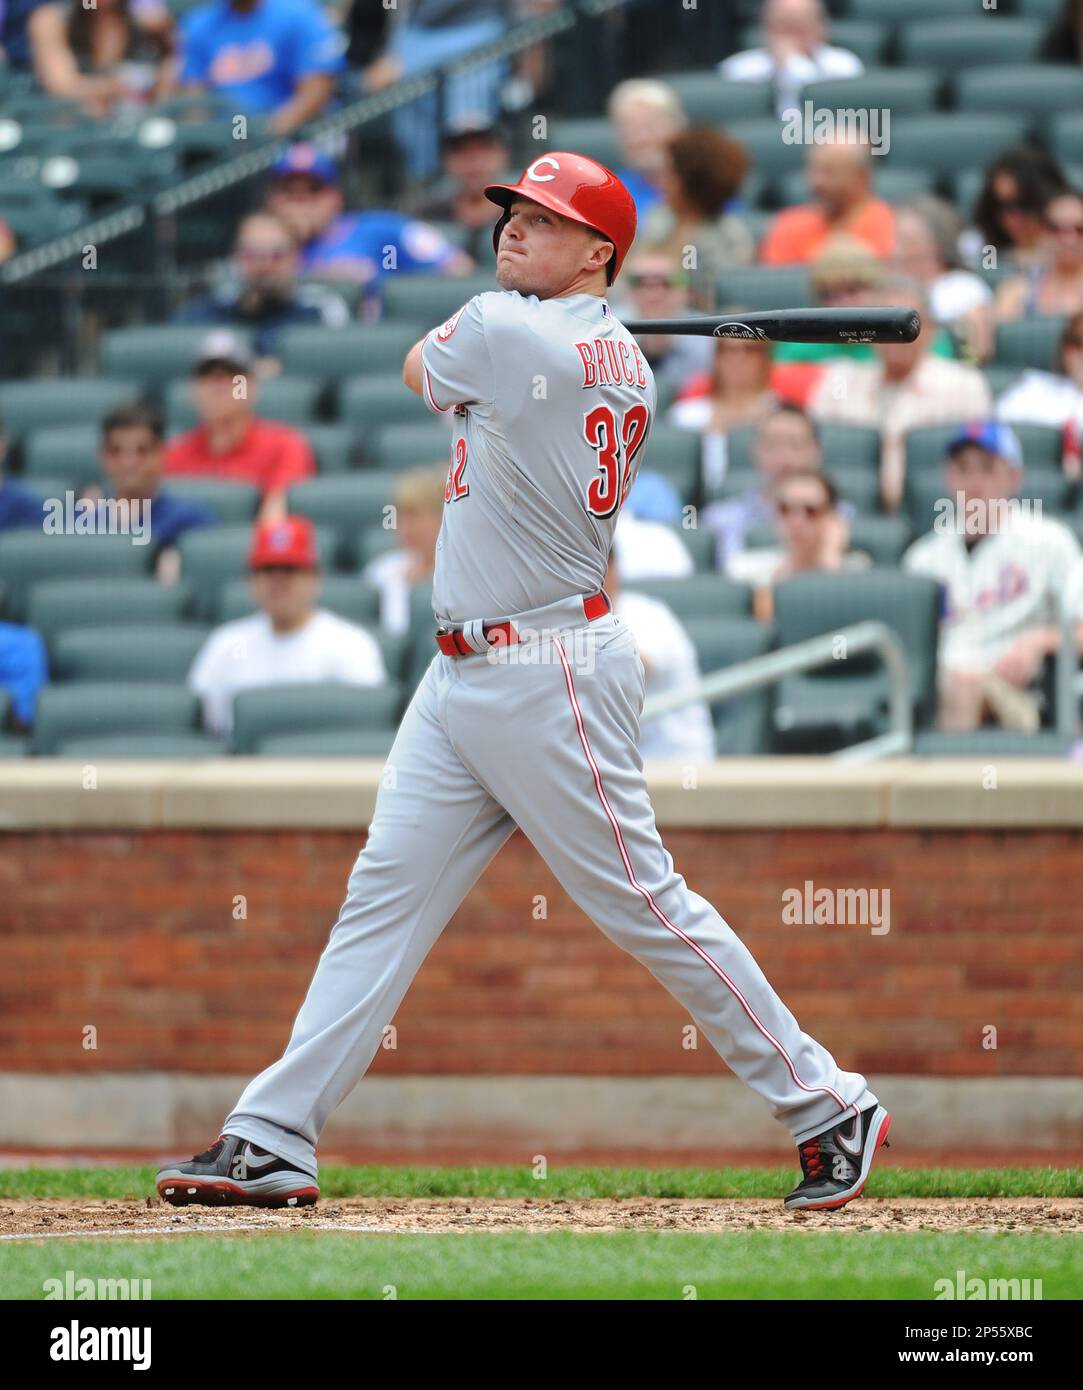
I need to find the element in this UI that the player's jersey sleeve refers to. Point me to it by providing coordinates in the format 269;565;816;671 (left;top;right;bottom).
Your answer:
420;294;493;414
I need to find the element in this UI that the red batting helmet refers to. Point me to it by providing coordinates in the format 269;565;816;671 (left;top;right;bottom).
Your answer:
484;152;637;285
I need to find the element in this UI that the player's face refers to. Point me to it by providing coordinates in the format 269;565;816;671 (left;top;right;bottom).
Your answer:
101;426;163;498
250;567;320;628
495;198;611;296
946;446;1019;514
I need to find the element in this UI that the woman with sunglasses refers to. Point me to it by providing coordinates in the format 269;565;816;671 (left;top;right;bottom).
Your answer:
964;147;1069;273
997;309;1083;481
995;190;1083;323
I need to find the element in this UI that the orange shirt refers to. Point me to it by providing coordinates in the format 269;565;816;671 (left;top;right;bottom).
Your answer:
165;419;315;496
759;199;895;265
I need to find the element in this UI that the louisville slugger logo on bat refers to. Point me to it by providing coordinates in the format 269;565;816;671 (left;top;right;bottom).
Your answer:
712;322;766;340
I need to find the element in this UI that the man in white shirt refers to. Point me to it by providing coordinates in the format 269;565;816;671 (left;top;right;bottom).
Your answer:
903;422;1083;732
719;0;863;120
189;515;386;736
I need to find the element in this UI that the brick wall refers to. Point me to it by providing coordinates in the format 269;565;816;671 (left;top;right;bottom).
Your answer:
1;827;1079;1078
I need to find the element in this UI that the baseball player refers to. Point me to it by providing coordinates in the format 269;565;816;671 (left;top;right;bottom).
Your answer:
157;152;890;1213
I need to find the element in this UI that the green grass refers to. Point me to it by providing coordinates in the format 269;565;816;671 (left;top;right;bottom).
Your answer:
4;1164;1081;1201
2;1231;1078;1300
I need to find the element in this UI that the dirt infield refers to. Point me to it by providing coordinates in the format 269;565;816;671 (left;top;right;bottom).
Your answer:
1;1196;1081;1240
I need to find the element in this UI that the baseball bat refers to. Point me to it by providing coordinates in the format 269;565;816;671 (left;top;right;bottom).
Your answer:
621;307;920;345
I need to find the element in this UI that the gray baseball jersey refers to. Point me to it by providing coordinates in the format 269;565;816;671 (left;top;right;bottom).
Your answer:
420;290;657;623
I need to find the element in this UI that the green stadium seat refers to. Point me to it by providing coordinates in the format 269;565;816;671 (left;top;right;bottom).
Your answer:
740;19;888;67
994;317;1067;374
899;18;1044;70
365;422;452;470
847;515;913;566
726;422;880;477
256;728;397;757
1048;111;1083;167
904;467;1072;533
954;64;1083;119
22;425;101;488
657;74;773;124
848;0;986;19
355;526;398;569
0;532;153;622
26;577;193;642
306;424;354;474
716;264;810;311
177;523;337;619
0;378;141;445
287;473;409;566
277;322;425;382
53;732;228;758
544;119;620;171
675;522;717;571
216;574;382;626
51;624;210;682
681;615;775;756
986;366;1026;398
803;68;941;117
772;569;941;750
379;274;495;325
32;682;201;754
339;374;434;432
164;375;322;431
1015;0;1061;16
163;478;260;524
639;424;701;504
101;325;251;388
913;729;1074;757
830;466;881;515
887;114;1028;178
0;735;29;757
623;574;753;621
904;421;1064;478
4;200;84;244
229;682;402;754
724;117;806;182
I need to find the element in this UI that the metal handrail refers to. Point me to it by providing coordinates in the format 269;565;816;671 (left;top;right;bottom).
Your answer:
641;620;913;763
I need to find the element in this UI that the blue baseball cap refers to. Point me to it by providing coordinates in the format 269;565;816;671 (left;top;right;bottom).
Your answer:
947;421;1023;468
272;143;338;184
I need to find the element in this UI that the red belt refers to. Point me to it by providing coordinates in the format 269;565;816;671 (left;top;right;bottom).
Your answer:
436;591;611;657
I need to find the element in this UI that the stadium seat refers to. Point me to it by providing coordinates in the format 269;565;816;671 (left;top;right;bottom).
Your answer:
177;523;338;619
164;375;323;431
886;114;1028;178
256;728;397;758
22;425;101;488
0;735;29;757
53;732;228;758
339;374;434;432
681;616;775;756
101;325;251;388
954;64;1083;120
905;421;1064;477
32;682;201;754
639;424;701;505
716;265;811;312
899;18;1044;70
544;119;621;172
994;317;1067;374
26;576;193;641
277;323;426;382
848;515;913;566
229;683;402;754
365;422;452;470
1048;111;1083;167
379;274;495;326
726;422;880;476
912;730;1074;757
1014;0;1061;16
724;117;806;182
51;624;210;682
803;68;941;117
623;574;753;621
904;467;1072;533
287;473;406;565
217;574;382;627
306;424;354;474
0;532;153;622
164;478;260;524
657;74;774;123
0;378;141;445
848;0;987;20
829;466;882;515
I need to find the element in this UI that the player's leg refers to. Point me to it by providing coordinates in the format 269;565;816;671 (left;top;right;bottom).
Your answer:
161;656;514;1200
452;620;879;1148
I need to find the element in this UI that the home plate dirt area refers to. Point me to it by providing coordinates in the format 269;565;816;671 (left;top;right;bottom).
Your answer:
2;1197;1081;1239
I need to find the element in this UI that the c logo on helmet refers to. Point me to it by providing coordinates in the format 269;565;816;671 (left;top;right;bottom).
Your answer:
526;156;560;183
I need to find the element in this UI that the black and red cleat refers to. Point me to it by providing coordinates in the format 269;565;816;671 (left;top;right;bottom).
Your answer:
156;1134;319;1208
784;1104;892;1212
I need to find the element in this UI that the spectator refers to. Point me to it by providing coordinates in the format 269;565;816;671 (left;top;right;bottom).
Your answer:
611;510;694;581
719;0;863;120
612;250;714;394
409;119;513;264
75;402;216;584
607;78;688;219
361;467;445;636
639;125;754;311
604;554;715;762
165;330;316;521
669;334;779;495
178;0;344;135
892;197;994;360
1040;0;1083;62
189;515;385;736
995;190;1083;323
0;624;48;732
964;147;1069;272
809;280;993;512
176;212;349;366
728;469;870;621
360;0;509;181
0;218;13;264
3;0;51;70
265;144;472;290
759;135;894;266
0;421;45;532
699;404;825;575
903;422;1083;733
27;0;173;116
998;309;1083;479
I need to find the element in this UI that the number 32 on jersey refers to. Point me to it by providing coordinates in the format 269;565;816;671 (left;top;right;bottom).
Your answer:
584;403;650;518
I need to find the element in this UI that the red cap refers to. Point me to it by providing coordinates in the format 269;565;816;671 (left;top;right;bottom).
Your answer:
248;515;319;570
